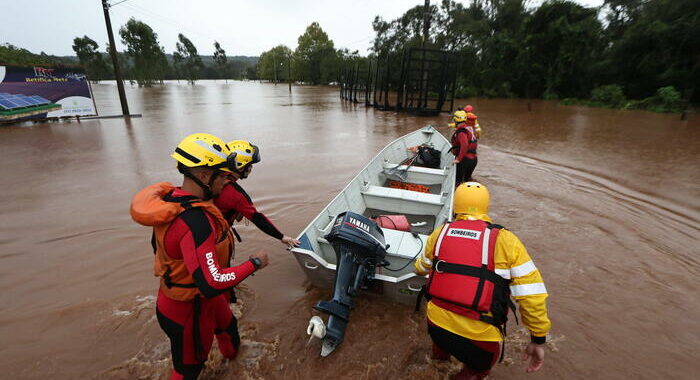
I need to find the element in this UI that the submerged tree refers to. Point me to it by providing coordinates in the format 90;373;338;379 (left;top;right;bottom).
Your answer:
72;35;109;82
174;33;203;84
258;45;292;82
213;41;228;82
293;22;337;84
119;18;168;86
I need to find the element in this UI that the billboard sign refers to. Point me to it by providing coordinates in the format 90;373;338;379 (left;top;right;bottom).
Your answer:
0;65;97;122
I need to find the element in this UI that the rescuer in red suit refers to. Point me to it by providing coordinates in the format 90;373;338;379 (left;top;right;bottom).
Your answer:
131;133;269;380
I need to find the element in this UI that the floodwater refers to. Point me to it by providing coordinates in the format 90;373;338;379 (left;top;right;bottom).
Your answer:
0;81;698;379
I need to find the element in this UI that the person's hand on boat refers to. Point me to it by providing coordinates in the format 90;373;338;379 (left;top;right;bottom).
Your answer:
407;146;419;153
523;342;545;373
281;235;300;248
249;251;269;269
452;159;460;165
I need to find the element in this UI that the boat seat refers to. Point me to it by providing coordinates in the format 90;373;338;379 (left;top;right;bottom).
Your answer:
383;162;446;176
361;184;445;215
362;185;443;205
382;162;447;184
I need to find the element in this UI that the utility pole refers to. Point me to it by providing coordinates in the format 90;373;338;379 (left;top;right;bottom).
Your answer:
288;54;292;93
422;0;431;48
273;54;277;84
420;0;431;108
102;0;130;116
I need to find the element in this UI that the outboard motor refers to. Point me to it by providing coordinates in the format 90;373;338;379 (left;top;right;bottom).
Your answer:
311;211;388;356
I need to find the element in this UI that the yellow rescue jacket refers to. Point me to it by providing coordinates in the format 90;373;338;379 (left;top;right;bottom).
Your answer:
415;214;550;342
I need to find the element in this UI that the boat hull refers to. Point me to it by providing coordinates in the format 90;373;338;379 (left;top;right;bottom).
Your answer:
291;126;455;305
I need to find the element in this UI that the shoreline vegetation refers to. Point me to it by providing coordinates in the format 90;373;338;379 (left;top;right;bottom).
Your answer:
1;0;697;114
560;85;688;114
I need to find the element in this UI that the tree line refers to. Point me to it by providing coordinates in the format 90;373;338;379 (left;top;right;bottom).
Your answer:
70;18;257;86
258;0;696;111
1;18;256;86
369;0;698;111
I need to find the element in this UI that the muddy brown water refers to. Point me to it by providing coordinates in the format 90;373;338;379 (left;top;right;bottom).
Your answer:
0;81;698;379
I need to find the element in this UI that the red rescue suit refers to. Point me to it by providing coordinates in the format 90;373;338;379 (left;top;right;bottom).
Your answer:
131;183;257;379
426;219;513;328
450;124;478;161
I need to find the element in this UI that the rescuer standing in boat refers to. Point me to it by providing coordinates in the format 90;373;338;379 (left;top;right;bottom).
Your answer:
131;133;269;380
450;110;479;185
214;140;300;248
414;182;551;379
463;104;481;139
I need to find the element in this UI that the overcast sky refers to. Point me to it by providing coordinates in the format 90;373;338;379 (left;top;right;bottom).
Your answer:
1;0;605;57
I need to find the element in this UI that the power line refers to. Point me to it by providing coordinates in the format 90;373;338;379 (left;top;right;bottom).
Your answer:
109;0;131;7
118;2;221;45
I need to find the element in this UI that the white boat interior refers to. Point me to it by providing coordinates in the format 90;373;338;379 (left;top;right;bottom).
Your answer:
291;126;455;304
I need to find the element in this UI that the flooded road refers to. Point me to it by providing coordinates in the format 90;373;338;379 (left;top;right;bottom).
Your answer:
0;81;698;379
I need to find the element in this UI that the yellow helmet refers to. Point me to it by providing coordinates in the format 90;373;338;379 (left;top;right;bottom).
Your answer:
454;181;490;217
171;133;234;172
453;110;467;123
226;140;261;174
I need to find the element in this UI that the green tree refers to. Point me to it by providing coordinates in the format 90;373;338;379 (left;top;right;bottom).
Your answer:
213;41;228;82
174;33;203;84
523;0;603;98
257;45;292;82
72;35;109;82
245;65;258;80
119;18;168;86
293;22;337;84
603;0;700;102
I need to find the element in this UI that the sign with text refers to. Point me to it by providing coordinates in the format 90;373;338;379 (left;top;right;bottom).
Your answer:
0;65;97;122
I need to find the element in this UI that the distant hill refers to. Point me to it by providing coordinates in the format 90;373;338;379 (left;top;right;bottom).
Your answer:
1;44;80;66
2;43;258;68
55;54;260;66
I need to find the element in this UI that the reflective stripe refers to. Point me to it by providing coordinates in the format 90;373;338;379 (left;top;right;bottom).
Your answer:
195;140;228;160
481;227;491;265
495;268;511;279
434;224;450;258
510;282;547;297
510;260;537;278
417;258;431;273
233;149;254;158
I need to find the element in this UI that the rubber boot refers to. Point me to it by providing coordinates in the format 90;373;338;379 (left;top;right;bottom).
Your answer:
431;343;451;361
168;370;185;380
454;365;490;380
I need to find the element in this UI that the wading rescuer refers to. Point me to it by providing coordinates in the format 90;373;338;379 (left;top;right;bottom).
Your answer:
214;140;300;248
463;104;481;139
414;182;551;379
131;133;269;380
450;110;479;185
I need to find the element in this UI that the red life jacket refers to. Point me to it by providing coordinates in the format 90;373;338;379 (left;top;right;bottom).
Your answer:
426;219;513;327
450;126;478;159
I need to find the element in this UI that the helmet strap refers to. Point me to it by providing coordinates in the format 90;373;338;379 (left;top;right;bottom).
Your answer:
236;165;251;179
181;166;214;200
206;170;220;195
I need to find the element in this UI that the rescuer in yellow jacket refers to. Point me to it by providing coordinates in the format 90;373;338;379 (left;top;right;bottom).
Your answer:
415;182;551;379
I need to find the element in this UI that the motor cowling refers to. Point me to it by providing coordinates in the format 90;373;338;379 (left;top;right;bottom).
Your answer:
325;211;388;261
